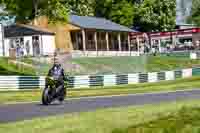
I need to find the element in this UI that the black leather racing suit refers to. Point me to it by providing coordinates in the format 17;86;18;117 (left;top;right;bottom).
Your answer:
48;64;65;95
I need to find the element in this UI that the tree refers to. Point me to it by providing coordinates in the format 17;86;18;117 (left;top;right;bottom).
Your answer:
40;0;69;23
188;0;200;26
133;0;176;31
2;0;96;23
94;0;134;27
2;0;33;23
109;0;134;26
2;0;69;24
93;0;111;18
67;0;94;16
0;2;14;25
2;0;176;30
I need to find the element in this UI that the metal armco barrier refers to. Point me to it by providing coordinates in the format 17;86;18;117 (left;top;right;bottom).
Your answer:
0;68;199;90
0;76;45;89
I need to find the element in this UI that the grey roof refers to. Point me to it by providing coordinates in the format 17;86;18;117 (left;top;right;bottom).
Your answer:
4;24;55;38
69;15;135;32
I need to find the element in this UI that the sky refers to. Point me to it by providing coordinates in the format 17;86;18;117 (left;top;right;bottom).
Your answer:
176;0;192;25
0;5;14;26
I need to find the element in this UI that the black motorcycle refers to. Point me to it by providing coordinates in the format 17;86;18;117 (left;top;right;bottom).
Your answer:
42;76;67;105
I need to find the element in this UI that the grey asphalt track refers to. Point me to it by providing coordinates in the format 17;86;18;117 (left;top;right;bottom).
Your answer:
1;89;200;123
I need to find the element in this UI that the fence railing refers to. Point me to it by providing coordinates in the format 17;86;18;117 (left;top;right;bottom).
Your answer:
0;67;200;90
71;51;139;58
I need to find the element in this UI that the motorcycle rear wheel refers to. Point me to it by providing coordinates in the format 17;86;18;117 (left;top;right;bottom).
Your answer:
58;88;66;103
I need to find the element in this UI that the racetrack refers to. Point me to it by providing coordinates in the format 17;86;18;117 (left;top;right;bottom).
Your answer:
1;89;200;123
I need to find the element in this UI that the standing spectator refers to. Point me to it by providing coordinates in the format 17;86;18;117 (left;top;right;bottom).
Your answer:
20;45;24;57
36;40;40;55
25;40;30;55
19;40;24;57
152;44;157;56
33;39;36;56
16;44;20;57
166;44;170;56
33;39;40;56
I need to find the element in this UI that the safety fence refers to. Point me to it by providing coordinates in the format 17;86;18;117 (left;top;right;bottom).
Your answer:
0;76;45;90
0;67;200;90
72;51;139;58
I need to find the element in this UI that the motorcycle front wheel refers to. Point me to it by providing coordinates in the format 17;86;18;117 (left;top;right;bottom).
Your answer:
42;87;52;105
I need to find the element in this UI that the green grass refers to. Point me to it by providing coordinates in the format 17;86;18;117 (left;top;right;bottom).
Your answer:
1;99;200;133
71;55;200;75
114;107;200;133
0;57;36;75
1;77;200;104
158;52;190;58
1;54;200;75
71;56;147;75
147;55;200;72
21;57;51;75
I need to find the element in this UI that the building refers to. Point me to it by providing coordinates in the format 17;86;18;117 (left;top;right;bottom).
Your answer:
35;15;138;57
0;24;56;57
130;28;200;53
0;15;138;57
69;15;138;57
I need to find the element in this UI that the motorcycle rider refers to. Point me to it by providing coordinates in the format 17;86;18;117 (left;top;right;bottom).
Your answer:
47;53;66;98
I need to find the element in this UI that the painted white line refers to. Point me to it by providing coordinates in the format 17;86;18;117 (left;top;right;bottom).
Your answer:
3;88;200;105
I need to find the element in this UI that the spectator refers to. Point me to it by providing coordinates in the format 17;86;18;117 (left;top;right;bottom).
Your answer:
166;44;170;56
152;45;157;56
25;40;30;55
20;45;24;57
16;44;20;57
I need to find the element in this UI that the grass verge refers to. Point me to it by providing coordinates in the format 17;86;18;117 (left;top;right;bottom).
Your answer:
71;55;200;75
0;57;36;75
118;107;200;133
1;99;200;133
1;76;200;104
1;54;200;75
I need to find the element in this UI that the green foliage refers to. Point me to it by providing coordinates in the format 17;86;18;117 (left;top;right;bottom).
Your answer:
2;0;95;23
3;0;33;23
2;0;176;30
41;0;69;24
94;0;134;26
67;0;94;16
2;0;69;23
94;0;175;30
133;0;176;31
93;0;110;18
188;0;200;26
109;0;134;26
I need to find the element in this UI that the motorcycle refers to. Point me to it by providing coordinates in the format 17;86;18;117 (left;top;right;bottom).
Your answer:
42;76;67;105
